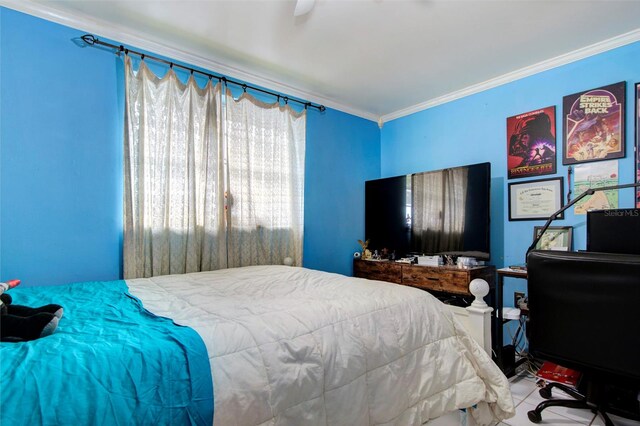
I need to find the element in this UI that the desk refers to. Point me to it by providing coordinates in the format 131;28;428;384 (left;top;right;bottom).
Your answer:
495;267;528;376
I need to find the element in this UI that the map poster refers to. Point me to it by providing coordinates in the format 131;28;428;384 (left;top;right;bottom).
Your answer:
563;82;625;165
636;83;639;207
573;160;619;215
507;106;556;179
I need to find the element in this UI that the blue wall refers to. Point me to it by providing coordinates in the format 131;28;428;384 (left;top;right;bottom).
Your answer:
381;41;640;308
0;7;379;286
3;6;637;290
304;109;380;274
1;9;123;286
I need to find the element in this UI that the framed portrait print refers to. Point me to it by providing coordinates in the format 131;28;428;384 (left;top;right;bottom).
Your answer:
507;106;557;179
562;81;625;165
532;226;573;251
508;177;564;221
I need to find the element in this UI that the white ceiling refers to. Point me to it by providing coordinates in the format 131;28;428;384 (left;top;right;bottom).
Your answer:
5;0;640;122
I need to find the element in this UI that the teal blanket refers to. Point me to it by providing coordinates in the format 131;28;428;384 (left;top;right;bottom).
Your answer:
0;280;214;425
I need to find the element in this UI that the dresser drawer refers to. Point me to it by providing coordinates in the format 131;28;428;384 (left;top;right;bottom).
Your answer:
403;265;449;291
443;271;473;295
402;266;470;295
354;260;402;284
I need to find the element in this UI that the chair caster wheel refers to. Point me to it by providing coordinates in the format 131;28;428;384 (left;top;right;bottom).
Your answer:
539;387;552;399
527;410;542;423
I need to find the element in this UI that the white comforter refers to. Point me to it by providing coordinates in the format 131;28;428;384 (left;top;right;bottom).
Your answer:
127;265;514;425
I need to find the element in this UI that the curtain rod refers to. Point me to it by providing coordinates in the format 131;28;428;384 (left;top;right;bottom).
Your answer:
81;34;326;112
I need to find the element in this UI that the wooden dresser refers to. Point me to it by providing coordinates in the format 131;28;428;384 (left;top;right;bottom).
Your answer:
353;259;495;296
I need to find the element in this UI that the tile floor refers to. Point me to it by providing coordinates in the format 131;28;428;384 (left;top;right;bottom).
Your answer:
428;368;640;426
502;370;640;426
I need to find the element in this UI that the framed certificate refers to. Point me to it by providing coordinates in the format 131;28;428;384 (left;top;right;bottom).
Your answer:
508;177;564;221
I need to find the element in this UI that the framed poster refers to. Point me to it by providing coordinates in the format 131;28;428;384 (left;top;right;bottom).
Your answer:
508;177;564;221
573;160;619;215
507;106;556;179
532;226;573;251
562;81;625;165
636;82;640;208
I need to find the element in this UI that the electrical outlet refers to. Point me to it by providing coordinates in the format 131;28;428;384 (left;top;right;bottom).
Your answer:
514;292;525;307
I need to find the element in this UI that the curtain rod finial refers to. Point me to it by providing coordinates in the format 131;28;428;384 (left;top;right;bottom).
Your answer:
81;34;97;46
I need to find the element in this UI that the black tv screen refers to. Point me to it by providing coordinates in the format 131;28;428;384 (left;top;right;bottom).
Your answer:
365;162;491;260
587;208;640;255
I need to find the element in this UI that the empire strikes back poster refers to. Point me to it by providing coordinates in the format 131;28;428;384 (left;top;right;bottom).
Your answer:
562;81;625;165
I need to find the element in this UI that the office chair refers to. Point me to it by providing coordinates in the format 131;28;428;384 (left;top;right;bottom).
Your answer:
525;250;640;425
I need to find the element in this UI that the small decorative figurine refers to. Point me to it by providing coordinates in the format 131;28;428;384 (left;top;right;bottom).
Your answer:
357;239;369;256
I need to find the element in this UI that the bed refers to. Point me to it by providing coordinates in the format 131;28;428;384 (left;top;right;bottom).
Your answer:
1;265;514;425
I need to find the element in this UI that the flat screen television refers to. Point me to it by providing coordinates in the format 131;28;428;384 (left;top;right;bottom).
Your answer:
587;208;640;255
365;162;491;260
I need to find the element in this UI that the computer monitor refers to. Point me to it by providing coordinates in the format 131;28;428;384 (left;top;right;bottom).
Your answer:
587;208;640;255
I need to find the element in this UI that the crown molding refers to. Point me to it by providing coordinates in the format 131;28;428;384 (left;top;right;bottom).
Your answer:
0;0;378;122
381;27;640;123
3;1;638;126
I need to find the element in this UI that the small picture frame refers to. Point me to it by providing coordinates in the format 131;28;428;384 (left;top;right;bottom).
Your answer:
508;177;564;221
532;226;573;251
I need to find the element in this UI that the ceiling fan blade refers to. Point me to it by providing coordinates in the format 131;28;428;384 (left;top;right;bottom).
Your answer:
294;0;315;17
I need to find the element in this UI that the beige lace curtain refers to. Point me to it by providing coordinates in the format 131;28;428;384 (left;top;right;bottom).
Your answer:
123;57;305;278
225;93;305;268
